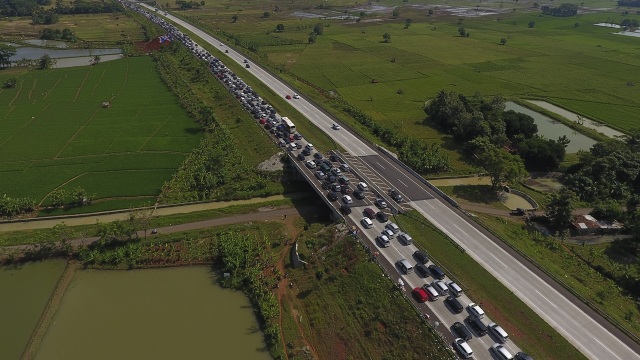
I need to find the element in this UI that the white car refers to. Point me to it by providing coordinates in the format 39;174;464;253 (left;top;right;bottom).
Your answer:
491;343;513;360
361;217;373;228
342;195;353;204
382;229;395;239
376;234;390;247
467;303;485;318
453;338;473;359
331;123;341;130
305;160;317;169
305;143;314;151
293;93;300;99
357;182;368;191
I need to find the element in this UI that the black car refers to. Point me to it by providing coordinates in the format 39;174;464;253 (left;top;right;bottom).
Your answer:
415;263;430;278
297;153;306;161
322;159;332;167
340;204;352;215
515;352;534;360
327;192;338;201
444;296;464;314
465;316;488;336
313;152;323;160
376;211;388;222
294;133;303;140
389;189;403;202
428;264;446;280
321;182;331;190
302;148;311;156
414;250;429;264
326;175;337;183
451;321;473;341
338;175;350;185
353;190;365;200
331;184;342;192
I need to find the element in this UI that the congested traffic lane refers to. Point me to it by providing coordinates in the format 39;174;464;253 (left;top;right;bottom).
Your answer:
131;3;640;359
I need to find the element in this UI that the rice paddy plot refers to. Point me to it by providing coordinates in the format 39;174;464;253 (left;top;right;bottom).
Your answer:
0;57;201;206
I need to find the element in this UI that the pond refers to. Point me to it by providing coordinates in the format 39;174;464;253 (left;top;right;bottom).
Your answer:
505;102;597;153
0;260;67;360
35;266;271;360
8;46;122;61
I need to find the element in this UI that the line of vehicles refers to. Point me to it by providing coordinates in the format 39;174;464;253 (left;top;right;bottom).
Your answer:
122;3;534;359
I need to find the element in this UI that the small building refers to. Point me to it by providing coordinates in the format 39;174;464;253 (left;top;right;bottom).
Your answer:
572;214;623;235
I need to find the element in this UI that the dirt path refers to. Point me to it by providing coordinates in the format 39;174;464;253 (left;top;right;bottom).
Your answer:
21;261;78;360
0;194;309;233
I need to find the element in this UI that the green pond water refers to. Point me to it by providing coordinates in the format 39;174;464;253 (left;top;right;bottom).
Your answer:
0;260;67;360
35;266;271;360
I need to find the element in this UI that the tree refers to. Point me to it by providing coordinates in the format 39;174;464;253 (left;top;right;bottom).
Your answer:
500;37;507;45
232;14;238;23
200;1;205;6
428;9;434;15
308;35;316;44
383;32;391;43
458;27;467;36
477;146;528;189
0;44;17;68
392;8;400;18
262;11;270;18
313;23;324;35
503;110;537;140
546;188;576;230
91;55;101;66
275;23;285;32
517;136;566;171
404;18;412;29
3;78;17;89
49;188;67;208
38;55;56;69
528;20;535;28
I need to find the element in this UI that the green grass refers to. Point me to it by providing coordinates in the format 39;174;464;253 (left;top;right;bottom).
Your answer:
395;211;587;360
290;222;452;359
0;57;202;206
476;213;640;339
179;1;640;175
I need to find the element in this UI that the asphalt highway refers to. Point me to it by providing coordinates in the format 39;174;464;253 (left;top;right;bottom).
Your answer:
138;4;640;359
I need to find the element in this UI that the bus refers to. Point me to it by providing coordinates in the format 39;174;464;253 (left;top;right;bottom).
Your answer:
281;117;296;133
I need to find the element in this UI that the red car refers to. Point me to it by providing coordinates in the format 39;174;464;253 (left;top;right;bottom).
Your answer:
413;287;429;303
259;118;266;124
285;95;292;99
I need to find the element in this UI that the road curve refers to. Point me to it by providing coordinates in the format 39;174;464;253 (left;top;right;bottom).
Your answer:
143;4;640;359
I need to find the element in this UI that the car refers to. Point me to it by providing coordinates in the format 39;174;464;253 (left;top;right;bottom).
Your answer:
285;94;292;99
340;204;352;215
415;263;430;278
467;303;485;318
243;59;248;63
363;208;376;219
321;182;331;190
389;189;403;202
466;315;488;336
491;343;514;360
375;211;388;222
374;198;388;209
412;287;429;303
453;338;473;359
264;123;272;130
428;264;446;280
398;232;413;245
515;352;534;360
357;182;368;191
331;184;342;192
422;285;439;301
331;168;341;176
305;143;314;151
361;217;373;228
295;142;303;149
432;280;449;295
293;93;300;99
339;163;350;172
414;250;428;264
353;190;365;200
326;175;337;183
341;186;352;195
444;296;464;314
382;228;394;239
225;49;229;53
331;123;341;130
342;195;353;204
313;152;323;160
294;133;303;140
451;321;473;341
376;234;390;247
327;192;338;201
385;222;400;234
338;175;350;185
259;118;266;124
488;323;510;343
245;63;250;68
302;148;311;156
305;160;316;169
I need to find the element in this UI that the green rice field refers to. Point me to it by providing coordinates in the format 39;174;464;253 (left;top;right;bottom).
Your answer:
0;57;202;208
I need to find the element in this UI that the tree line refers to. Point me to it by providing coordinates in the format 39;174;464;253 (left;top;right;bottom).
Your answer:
540;3;578;17
0;0;121;22
424;90;569;187
618;0;640;7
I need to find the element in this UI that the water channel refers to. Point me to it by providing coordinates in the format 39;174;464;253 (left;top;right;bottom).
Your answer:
35;266;270;360
505;102;597;153
0;260;67;360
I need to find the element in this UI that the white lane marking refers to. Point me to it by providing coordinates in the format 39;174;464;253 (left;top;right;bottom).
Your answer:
376;162;385;170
